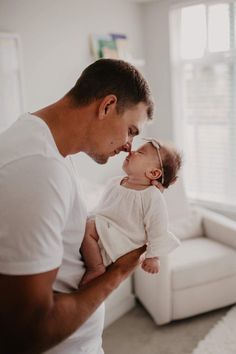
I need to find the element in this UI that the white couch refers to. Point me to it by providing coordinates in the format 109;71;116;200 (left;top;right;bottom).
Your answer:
134;180;236;325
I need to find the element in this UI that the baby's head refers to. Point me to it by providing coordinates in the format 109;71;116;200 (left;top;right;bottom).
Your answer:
122;138;182;188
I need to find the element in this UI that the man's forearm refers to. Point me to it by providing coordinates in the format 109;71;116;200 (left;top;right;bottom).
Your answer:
4;265;125;354
0;246;145;354
39;266;124;352
38;247;145;353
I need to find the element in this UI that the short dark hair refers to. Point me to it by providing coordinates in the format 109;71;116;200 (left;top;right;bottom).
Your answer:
67;59;153;119
158;143;183;189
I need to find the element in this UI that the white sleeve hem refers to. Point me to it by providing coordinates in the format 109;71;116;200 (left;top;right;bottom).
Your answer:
146;232;181;258
0;257;62;275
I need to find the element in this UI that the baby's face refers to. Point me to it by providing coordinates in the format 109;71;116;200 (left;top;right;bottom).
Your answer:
122;142;160;177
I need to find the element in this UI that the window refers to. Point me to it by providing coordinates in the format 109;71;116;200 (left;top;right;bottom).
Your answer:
170;1;236;211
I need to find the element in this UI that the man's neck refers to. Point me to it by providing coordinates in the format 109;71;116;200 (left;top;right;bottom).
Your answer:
33;97;91;157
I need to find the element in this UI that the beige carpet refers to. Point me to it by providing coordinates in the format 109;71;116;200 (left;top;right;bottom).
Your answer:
103;301;231;354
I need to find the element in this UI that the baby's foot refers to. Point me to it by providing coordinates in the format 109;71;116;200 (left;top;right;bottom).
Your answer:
80;265;106;286
142;257;160;274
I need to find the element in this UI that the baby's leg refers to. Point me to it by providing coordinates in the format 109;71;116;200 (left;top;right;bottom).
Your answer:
80;219;106;285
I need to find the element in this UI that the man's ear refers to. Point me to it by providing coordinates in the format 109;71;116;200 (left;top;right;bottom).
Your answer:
145;168;162;181
98;95;117;120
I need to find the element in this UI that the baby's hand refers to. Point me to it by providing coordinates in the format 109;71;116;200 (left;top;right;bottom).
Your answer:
142;257;160;274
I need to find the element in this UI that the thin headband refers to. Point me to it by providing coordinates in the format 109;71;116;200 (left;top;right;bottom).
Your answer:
142;138;165;185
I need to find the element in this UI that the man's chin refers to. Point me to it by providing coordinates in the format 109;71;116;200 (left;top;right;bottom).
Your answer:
91;155;109;165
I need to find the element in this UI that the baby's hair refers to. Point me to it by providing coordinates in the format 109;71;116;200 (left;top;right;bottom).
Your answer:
156;142;182;188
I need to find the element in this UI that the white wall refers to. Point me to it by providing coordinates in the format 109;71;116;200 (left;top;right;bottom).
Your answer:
0;0;148;183
0;0;146;110
142;0;175;141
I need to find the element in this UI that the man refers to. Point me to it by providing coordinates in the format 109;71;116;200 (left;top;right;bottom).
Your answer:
0;59;153;353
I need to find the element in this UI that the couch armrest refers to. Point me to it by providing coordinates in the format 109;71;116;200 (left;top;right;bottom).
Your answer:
134;256;172;325
199;207;236;249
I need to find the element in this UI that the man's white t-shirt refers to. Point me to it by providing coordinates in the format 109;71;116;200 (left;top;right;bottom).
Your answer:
0;113;104;354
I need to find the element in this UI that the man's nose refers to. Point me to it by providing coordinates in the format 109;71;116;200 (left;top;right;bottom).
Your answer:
122;142;132;152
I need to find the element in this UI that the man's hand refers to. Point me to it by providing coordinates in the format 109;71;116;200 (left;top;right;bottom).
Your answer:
109;245;146;279
151;180;165;193
151;176;179;192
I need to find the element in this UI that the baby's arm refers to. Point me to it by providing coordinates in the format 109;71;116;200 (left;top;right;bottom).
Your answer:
142;257;160;274
144;190;170;256
142;189;180;274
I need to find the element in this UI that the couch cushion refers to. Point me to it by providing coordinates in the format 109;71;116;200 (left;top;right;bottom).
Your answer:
170;237;236;290
169;208;203;240
164;179;189;221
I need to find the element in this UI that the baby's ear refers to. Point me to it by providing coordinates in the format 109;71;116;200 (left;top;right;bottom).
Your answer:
145;168;162;181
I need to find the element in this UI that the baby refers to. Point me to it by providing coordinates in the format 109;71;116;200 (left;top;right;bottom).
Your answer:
80;138;182;285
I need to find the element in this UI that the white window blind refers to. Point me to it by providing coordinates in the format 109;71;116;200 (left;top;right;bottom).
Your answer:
170;1;236;211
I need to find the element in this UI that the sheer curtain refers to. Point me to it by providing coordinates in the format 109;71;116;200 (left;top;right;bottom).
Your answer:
170;1;236;212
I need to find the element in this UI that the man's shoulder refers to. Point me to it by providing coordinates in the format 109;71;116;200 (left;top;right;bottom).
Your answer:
0;115;74;194
0;113;65;171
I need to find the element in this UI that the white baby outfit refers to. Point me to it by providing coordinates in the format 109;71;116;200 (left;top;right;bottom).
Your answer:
94;177;180;266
